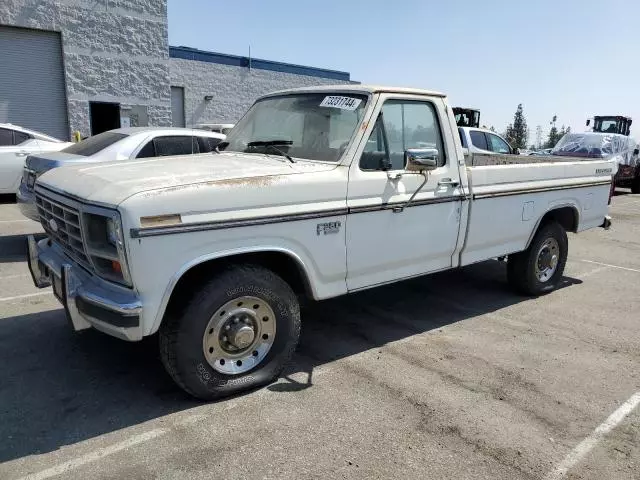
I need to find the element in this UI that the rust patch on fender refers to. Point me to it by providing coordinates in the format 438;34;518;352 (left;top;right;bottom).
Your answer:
141;175;285;198
211;175;282;188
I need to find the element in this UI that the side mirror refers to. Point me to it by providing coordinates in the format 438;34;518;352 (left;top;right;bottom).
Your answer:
586;119;591;127
512;147;521;155
634;148;639;156
405;148;439;172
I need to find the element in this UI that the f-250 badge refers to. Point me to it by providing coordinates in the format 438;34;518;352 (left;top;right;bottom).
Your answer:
317;221;341;236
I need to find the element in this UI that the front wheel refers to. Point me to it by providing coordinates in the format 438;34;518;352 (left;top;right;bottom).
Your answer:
507;222;568;296
159;265;301;400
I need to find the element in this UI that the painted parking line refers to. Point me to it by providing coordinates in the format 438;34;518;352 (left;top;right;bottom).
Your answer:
16;429;168;480
0;292;52;303
10;369;333;480
576;265;610;279
543;391;640;480
579;259;640;274
0;274;29;280
14;401;245;480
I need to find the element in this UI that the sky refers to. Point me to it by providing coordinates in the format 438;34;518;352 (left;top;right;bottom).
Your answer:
168;0;640;146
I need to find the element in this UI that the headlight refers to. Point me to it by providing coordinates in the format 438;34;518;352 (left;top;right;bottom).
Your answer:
83;210;132;287
106;218;119;247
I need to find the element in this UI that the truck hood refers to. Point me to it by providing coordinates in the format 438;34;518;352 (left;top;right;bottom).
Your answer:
36;152;337;205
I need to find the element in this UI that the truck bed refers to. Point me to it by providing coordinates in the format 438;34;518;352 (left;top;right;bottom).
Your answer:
459;154;616;266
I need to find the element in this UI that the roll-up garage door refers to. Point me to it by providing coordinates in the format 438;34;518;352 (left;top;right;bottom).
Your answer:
0;26;69;140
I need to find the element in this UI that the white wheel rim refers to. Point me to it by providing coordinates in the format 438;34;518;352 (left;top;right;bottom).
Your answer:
535;238;560;282
202;296;276;375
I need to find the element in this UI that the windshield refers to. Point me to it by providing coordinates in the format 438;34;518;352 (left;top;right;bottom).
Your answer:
221;93;368;162
594;118;619;134
62;132;127;156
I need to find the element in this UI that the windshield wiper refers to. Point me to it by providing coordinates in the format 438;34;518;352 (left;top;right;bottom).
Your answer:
247;140;295;163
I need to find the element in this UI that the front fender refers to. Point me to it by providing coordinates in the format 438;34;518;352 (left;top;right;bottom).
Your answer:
148;246;315;335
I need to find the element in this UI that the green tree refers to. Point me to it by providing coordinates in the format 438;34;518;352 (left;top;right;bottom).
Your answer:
504;104;529;149
544;115;563;148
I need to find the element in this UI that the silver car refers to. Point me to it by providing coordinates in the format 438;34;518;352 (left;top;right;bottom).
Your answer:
18;127;225;220
457;126;519;155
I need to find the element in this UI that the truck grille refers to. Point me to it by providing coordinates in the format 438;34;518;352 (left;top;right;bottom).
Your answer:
35;192;92;271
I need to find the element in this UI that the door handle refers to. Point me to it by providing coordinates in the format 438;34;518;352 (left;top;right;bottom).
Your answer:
438;178;459;187
16;151;28;157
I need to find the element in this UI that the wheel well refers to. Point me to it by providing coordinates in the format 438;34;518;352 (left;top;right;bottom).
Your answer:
540;206;579;233
164;251;313;318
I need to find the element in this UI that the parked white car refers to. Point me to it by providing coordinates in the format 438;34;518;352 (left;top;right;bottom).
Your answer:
18;127;226;220
27;85;614;400
458;126;519;155
194;123;235;135
0;124;71;194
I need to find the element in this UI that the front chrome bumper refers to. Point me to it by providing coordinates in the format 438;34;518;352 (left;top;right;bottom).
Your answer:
27;236;143;341
17;182;39;222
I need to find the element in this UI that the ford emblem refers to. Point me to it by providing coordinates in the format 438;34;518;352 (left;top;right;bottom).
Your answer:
48;218;59;233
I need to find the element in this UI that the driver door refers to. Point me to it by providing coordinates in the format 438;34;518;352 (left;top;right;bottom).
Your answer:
346;95;464;290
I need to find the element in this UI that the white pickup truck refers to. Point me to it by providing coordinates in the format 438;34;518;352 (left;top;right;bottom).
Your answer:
27;85;615;400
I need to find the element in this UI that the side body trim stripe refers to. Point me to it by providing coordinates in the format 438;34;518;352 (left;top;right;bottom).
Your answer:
472;180;611;200
130;181;610;238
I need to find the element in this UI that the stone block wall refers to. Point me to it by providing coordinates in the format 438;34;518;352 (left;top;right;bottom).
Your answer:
0;0;170;137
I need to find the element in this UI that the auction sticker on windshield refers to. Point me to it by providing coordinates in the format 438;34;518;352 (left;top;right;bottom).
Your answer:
320;96;362;110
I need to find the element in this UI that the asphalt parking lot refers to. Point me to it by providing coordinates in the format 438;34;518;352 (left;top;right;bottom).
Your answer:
0;192;638;480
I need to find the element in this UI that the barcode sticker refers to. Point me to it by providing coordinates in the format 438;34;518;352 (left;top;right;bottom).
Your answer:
319;96;362;110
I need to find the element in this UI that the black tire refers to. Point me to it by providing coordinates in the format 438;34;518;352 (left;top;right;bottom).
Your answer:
631;175;640;194
507;222;568;296
159;265;301;400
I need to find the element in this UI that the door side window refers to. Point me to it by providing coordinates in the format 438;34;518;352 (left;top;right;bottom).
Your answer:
153;136;199;156
360;100;445;171
13;131;31;145
381;100;444;169
359;118;390;171
136;140;156;158
0;128;13;146
487;133;511;154
469;130;488;150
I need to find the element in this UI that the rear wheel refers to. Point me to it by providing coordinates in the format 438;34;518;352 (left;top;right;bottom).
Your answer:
159;265;300;400
631;175;640;194
507;222;568;296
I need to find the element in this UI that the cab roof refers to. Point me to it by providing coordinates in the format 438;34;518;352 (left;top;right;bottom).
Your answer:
264;84;446;98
